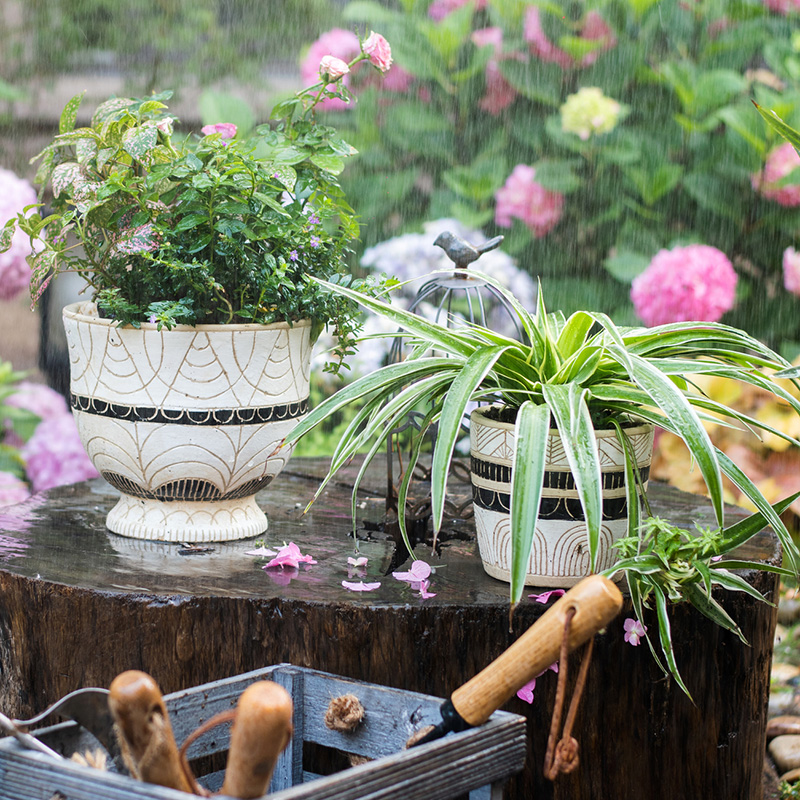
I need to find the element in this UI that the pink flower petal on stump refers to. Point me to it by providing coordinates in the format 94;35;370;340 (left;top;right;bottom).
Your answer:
342;581;381;592
528;589;565;604
393;560;432;582
245;546;277;557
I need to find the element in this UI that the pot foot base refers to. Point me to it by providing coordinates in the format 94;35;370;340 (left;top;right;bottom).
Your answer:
106;494;268;542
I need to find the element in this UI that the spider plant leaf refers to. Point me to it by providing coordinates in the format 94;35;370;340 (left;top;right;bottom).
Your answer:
509;401;550;605
715;450;800;573
712;559;795;578
694;560;713;595
602;554;665;578
717;491;800;552
541;383;602;570
653;583;692;699
431;344;510;535
556;311;595;359
753;102;800;153
609;418;641;545
683;581;747;644
708;568;774;605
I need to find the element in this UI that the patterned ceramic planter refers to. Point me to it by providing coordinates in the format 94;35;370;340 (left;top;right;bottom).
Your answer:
63;303;312;542
469;406;654;587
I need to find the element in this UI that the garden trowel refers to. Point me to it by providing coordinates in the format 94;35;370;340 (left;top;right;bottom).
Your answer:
410;574;623;747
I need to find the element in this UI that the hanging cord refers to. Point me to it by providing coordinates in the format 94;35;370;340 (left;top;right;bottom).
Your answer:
543;605;596;781
176;710;239;797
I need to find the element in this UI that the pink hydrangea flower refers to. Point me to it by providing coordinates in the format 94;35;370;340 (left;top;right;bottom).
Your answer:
6;381;69;421
428;0;487;20
263;542;317;569
529;589;565;604
301;29;361;111
763;0;800;12
342;580;381;592
471;28;519;115
0;471;31;507
21;414;99;492
495;164;564;237
623;617;647;646
363;31;392;73
630;244;738;327
784;247;800;296
0;167;38;301
752;143;800;207
524;7;615;68
319;55;350;82
200;123;237;140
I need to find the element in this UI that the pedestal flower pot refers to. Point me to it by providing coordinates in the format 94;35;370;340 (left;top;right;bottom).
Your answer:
469;406;655;587
63;303;312;542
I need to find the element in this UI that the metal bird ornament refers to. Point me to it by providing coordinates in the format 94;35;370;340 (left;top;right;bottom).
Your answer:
433;231;505;271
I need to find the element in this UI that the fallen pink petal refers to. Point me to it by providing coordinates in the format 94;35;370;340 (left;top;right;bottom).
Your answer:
342;580;381;592
393;559;432;583
348;556;368;567
416;579;436;599
245;546;277;557
516;678;536;703
529;589;565;604
264;542;317;569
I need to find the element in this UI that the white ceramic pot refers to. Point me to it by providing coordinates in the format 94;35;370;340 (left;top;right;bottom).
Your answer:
63;303;312;542
469;406;654;587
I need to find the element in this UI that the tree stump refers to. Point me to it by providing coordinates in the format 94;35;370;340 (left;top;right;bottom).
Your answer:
0;458;779;800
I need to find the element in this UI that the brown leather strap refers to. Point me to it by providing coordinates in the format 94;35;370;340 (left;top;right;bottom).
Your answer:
543;604;595;781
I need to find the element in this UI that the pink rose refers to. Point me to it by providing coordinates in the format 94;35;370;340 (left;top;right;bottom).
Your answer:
200;123;237;140
524;7;616;68
363;31;392;73
751;143;800;207
784;247;800;296
302;29;361;111
319;55;350;82
494;164;564;238
630;244;738;327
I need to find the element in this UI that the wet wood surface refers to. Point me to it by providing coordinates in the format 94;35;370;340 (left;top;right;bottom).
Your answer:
0;457;780;800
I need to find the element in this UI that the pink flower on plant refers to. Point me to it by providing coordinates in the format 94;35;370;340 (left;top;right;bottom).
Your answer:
363;32;392;73
342;580;381;592
471;28;519;115
301;29;361;111
21;414;99;493
524;7;615;68
631;244;738;327
0;472;30;508
319;55;350;82
529;589;565;604
623;618;647;646
752;143;800;207
200;123;237;140
0;166;38;301
6;381;69;421
763;0;800;13
263;542;317;570
784;247;800;296
428;0;487;20
495;164;564;238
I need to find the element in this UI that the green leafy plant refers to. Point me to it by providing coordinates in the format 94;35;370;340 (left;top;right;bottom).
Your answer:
0;36;393;372
284;271;800;604
604;499;798;698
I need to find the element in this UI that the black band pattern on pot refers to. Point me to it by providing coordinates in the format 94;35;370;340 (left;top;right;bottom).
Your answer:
472;484;635;520
71;394;309;425
101;472;276;502
470;457;649;490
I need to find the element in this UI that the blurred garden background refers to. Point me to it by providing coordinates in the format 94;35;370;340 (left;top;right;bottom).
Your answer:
3;0;800;521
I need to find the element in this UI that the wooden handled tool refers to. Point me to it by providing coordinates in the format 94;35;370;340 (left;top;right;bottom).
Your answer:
412;574;622;746
108;670;197;794
220;681;293;800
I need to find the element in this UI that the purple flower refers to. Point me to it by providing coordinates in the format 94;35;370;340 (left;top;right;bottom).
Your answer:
307;213;321;225
309;235;321;248
289;250;299;262
623;618;647;646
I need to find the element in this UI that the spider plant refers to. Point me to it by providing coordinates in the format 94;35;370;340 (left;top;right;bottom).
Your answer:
284;270;800;605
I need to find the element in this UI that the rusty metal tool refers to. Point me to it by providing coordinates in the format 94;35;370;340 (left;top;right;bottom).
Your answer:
411;574;623;747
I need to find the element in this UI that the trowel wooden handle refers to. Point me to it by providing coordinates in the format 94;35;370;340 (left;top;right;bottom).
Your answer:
451;575;623;727
220;681;294;800
109;670;196;794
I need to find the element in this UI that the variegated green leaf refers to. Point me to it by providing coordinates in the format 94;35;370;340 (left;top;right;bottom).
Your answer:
59;92;85;134
122;124;158;162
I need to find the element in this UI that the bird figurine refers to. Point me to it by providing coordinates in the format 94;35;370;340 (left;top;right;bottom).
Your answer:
433;231;505;271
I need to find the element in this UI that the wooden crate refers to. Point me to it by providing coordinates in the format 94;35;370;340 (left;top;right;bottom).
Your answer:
0;665;527;800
